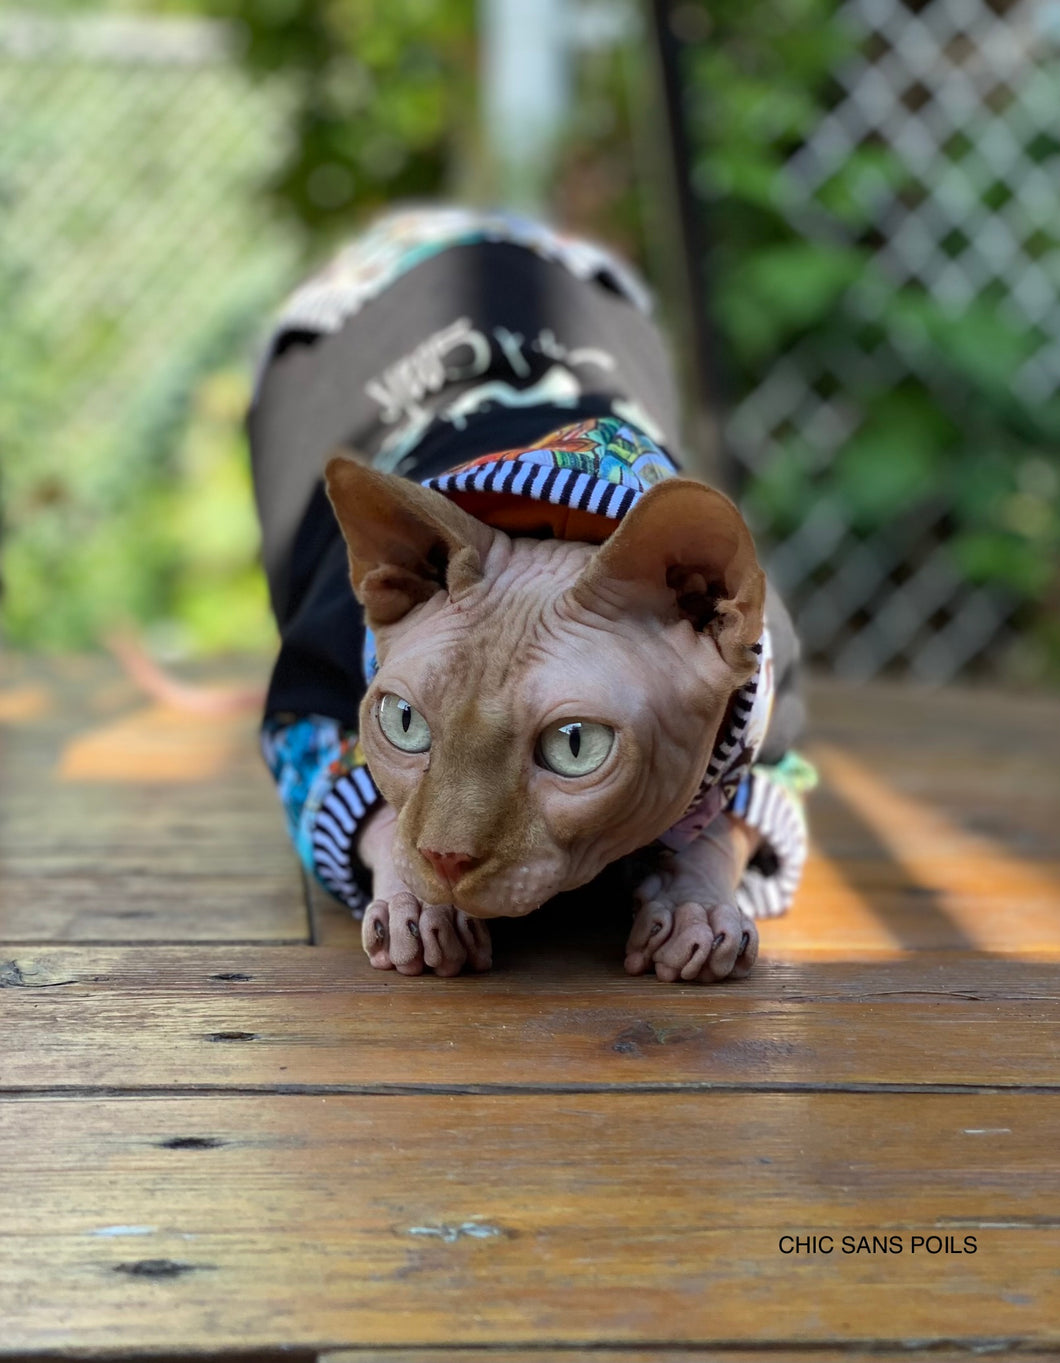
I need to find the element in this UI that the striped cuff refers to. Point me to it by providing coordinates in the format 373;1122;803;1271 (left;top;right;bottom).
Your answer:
310;765;381;910
728;753;817;919
261;715;382;914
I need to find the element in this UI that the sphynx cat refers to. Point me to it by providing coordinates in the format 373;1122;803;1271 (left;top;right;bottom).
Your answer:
251;209;812;982
326;457;765;982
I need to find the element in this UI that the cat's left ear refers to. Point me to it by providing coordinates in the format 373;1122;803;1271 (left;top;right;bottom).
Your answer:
325;454;496;626
570;479;765;677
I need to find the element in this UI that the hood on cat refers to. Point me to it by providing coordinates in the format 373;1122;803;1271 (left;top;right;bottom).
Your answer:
326;414;765;678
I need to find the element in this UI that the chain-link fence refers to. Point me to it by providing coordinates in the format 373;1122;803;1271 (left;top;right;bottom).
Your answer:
725;0;1060;682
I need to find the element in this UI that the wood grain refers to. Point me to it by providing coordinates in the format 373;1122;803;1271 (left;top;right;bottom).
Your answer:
1;1091;1057;1352
322;1354;1055;1363
3;660;1060;1356
2;949;1057;1093
0;658;307;943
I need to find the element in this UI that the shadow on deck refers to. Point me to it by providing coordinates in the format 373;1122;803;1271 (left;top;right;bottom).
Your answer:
1;655;1058;1360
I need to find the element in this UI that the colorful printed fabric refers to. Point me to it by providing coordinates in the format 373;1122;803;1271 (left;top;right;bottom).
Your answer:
442;414;678;486
261;716;380;906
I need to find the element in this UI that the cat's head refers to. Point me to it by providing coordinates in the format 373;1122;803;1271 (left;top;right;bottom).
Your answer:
325;455;765;918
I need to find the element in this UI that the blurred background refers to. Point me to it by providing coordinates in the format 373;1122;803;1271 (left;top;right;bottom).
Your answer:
1;0;1057;684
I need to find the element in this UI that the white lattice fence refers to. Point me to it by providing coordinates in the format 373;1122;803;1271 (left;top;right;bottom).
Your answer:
0;12;297;522
726;0;1060;681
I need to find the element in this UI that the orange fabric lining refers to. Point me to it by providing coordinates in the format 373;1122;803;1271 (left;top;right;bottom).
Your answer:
445;490;618;544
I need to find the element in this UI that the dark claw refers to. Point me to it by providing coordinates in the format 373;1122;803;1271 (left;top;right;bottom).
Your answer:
712;933;726;951
739;930;750;955
407;920;420;939
649;921;663;937
374;920;386;941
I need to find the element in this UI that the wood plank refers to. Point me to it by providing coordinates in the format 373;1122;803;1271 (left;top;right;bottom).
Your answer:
760;851;1060;957
4;944;1058;996
815;744;1060;940
322;1353;1054;1363
0;658;308;943
807;679;1060;859
2;949;1057;1092
809;676;1060;755
762;680;1060;956
1;1092;1057;1352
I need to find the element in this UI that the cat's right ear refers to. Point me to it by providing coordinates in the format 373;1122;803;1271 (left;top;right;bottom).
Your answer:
570;478;765;680
324;454;496;626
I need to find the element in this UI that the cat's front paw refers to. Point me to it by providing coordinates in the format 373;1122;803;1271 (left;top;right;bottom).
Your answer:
361;890;492;977
624;899;757;983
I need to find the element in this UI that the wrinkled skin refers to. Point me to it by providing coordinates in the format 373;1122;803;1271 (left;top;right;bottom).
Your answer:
622;819;759;982
327;457;766;982
357;798;758;981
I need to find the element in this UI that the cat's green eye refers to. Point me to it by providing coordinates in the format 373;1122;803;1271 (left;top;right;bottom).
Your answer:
378;693;431;753
537;721;614;778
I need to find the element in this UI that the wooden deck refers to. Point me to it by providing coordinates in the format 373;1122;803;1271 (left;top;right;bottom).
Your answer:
1;654;1058;1360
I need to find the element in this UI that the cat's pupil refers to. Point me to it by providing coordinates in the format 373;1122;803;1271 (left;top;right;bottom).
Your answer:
537;718;613;777
400;702;411;732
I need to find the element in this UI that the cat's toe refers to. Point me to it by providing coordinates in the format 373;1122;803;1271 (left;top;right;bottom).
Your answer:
728;920;759;979
624;899;675;975
454;911;493;972
385;890;428;975
698;902;753;980
650;901;712;982
362;898;396;970
361;894;492;977
652;902;757;983
419;903;469;977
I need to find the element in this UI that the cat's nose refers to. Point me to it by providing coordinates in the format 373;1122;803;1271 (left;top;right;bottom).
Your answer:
419;848;480;885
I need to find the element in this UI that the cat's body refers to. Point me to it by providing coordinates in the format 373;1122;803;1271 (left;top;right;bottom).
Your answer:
252;209;813;981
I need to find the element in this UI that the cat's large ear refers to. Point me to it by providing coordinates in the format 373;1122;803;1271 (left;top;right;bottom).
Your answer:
570;478;765;676
325;455;496;626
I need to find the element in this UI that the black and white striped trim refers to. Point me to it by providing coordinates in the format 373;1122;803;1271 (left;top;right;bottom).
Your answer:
733;768;808;920
675;639;765;819
424;461;643;525
704;639;763;783
310;765;382;910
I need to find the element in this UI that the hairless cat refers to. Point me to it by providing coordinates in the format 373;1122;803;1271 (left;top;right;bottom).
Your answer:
251;208;815;981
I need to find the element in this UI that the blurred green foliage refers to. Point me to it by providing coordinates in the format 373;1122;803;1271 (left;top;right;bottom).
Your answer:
682;0;1059;674
0;0;480;657
0;1;296;653
2;0;1057;679
207;0;478;233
